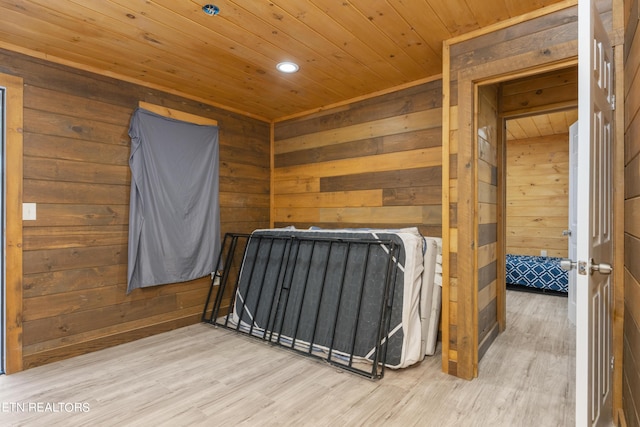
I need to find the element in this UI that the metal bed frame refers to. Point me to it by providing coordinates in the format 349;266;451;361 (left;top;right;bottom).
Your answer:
202;232;401;379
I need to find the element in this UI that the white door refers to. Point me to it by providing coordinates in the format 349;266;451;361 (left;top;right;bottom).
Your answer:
568;121;578;325
575;0;614;425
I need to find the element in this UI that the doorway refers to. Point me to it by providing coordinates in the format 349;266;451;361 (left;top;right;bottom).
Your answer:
441;1;621;422
473;68;579;420
504;108;577;279
471;66;580;366
502;109;577;378
499;66;578;316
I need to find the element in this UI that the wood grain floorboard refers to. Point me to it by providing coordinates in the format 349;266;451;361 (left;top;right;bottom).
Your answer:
0;290;576;426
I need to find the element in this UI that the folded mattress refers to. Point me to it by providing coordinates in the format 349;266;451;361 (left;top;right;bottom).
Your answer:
231;227;428;369
420;237;442;357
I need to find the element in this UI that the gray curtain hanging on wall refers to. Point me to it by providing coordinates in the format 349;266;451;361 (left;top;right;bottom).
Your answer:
127;107;220;293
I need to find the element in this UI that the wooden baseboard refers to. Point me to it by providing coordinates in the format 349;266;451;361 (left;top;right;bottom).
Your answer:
21;314;200;370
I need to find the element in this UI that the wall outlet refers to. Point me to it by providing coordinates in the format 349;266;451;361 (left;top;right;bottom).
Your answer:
540;249;548;257
22;203;37;220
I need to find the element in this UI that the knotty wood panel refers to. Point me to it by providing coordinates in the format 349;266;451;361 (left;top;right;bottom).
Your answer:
442;3;588;380
273;81;443;238
624;2;640;423
2;48;270;371
501;68;579;116
506;133;569;257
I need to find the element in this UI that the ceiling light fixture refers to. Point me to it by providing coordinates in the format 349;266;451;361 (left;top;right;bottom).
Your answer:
202;4;220;15
276;61;299;73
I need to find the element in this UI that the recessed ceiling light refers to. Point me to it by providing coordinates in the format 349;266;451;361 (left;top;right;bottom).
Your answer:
202;4;220;15
276;62;299;73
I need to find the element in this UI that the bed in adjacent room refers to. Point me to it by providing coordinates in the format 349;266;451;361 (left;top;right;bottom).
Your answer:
505;254;568;294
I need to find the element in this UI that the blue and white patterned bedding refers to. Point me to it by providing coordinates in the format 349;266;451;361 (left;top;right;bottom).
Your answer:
506;254;568;293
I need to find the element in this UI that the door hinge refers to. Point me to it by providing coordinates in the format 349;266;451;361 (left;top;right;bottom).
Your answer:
611;356;615;370
611;95;616;111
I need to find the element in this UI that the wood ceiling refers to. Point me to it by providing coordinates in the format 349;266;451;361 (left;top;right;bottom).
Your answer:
0;0;567;121
507;109;578;140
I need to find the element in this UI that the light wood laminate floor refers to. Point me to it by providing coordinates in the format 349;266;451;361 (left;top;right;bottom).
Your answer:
0;290;575;426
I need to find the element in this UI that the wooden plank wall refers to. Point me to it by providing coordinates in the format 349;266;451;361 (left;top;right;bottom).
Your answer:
623;0;640;423
444;3;584;379
505;133;570;258
476;85;500;360
272;81;443;236
0;48;270;370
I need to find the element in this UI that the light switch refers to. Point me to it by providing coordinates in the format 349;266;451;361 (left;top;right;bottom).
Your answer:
23;203;36;220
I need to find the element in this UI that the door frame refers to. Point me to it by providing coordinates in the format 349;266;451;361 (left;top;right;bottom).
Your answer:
1;72;23;374
459;58;579;377
441;2;625;421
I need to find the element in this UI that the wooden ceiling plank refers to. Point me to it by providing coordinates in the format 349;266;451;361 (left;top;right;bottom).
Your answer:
10;0;326;121
531;113;554;136
385;0;451;59
309;0;425;77
2;42;266;118
564;109;578;127
547;109;577;134
0;21;283;120
95;0;350;102
548;111;571;134
506;119;528;140
100;0;359;116
89;0;275;78
0;1;256;93
424;0;481;36
463;0;512;28
7;0;340;118
273;0;411;82
347;0;440;72
0;0;573;120
149;0;367;97
516;116;542;139
221;0;391;89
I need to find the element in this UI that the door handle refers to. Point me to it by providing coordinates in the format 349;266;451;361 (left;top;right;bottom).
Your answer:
560;259;576;271
590;260;612;275
561;259;588;275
